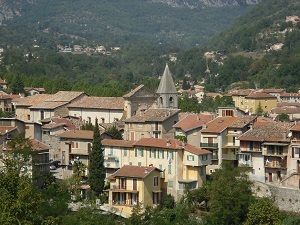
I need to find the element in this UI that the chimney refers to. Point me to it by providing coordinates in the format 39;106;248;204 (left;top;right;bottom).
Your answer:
166;139;171;147
283;131;287;139
196;114;199;121
144;168;148;174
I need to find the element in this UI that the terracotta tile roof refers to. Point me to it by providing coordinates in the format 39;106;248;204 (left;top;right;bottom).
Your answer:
277;102;300;107
0;126;17;135
229;89;253;96
102;139;134;148
109;165;159;179
24;87;45;92
58;130;93;140
201;117;238;133
15;94;51;107
262;89;285;93
0;91;11;99
290;122;300;131
68;96;124;110
43;122;66;129
229;116;257;128
280;92;300;97
173;114;213;132
0;78;7;85
205;92;222;97
30;139;49;151
29;101;68;109
125;109;180;123
123;85;145;98
245;92;277;99
270;107;300;114
238;120;293;142
133;138;211;155
45;91;86;102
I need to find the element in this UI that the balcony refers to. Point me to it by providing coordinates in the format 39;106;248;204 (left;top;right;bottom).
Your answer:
238;162;252;167
105;161;120;169
200;143;218;149
291;139;300;146
111;185;138;192
240;147;261;152
212;155;218;160
222;154;238;160
265;161;287;169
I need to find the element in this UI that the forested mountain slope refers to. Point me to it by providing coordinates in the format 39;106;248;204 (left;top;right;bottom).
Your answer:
0;0;257;48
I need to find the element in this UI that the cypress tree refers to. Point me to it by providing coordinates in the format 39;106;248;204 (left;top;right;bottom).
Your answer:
88;118;105;195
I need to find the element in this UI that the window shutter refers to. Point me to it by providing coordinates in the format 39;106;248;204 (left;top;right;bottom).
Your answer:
135;149;137;157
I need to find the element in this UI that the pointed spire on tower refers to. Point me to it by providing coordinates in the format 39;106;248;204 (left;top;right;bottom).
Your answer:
157;63;177;94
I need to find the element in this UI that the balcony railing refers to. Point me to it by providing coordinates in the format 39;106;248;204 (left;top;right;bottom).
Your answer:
291;139;300;145
111;185;138;191
265;162;287;168
200;143;218;148
238;162;252;167
212;155;218;160
222;154;238;160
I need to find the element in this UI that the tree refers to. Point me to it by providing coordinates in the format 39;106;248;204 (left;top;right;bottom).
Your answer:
256;101;264;115
0;135;44;224
204;162;254;225
276;113;290;122
244;197;280;225
88;118;106;196
106;125;123;140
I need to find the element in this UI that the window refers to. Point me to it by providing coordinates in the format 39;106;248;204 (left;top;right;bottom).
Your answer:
120;178;126;189
87;117;91;123
187;155;194;161
167;151;174;160
153;176;158;186
109;147;113;155
249;141;254;150
202;154;208;161
200;167;204;176
40;111;44;120
153;192;159;204
101;118;105;123
27;115;30;120
129;162;133;166
159;164;163;170
167;180;173;187
168;165;172;174
150;149;156;158
138;162;141;166
124;148;127;157
87;143;92;152
158;150;164;159
135;148;144;157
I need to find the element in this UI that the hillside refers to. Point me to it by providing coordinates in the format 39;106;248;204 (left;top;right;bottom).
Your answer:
0;0;257;49
173;0;300;92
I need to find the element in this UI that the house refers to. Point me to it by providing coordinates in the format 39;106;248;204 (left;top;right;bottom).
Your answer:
200;116;256;174
24;87;46;95
261;89;285;101
58;130;112;179
0;78;8;89
0;91;13;112
131;138;211;200
238;119;293;183
1;138;50;184
280;92;300;103
269;107;300;121
14;94;51;122
29;91;87;123
108;165;162;217
58;130;93;179
173;113;213;147
124;108;180;141
123;85;158;119
245;92;277;114
102;139;135;177
67;96;125;124
281;122;300;188
41;116;81;161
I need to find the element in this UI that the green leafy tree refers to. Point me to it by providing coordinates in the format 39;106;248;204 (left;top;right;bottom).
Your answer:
10;74;24;94
244;197;280;225
276;113;290;122
106;125;123;140
204;162;254;225
256;101;264;115
88;118;106;196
